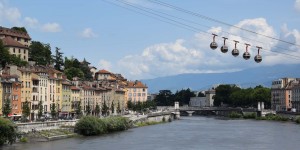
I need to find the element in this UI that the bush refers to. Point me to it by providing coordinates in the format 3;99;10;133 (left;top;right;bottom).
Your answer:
102;116;130;132
229;112;242;119
296;117;300;124
162;116;166;122
20;137;28;143
243;113;257;119
75;116;130;136
0;118;20;145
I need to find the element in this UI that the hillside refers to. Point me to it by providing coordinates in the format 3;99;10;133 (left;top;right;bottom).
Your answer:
142;64;300;93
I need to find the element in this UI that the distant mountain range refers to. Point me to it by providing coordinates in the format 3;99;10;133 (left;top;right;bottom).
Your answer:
142;64;300;93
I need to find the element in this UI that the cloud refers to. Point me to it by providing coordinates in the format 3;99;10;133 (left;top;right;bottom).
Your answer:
80;28;98;38
0;0;21;25
295;0;300;11
24;17;39;28
117;18;300;80
41;23;62;32
98;59;112;71
0;0;62;33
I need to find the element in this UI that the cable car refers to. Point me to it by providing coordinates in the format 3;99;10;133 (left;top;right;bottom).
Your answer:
232;40;239;57
220;37;228;53
210;34;218;50
243;43;251;60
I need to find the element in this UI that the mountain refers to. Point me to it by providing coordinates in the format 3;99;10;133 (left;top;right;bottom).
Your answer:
142;64;300;93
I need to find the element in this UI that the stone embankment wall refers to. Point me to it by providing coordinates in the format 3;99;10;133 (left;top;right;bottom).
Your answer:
17;120;77;133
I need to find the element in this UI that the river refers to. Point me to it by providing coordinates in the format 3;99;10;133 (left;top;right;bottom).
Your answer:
3;117;300;150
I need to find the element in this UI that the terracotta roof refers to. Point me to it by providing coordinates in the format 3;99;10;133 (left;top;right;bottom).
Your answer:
1;36;28;49
0;26;31;39
32;77;39;81
126;81;148;88
97;69;111;74
71;86;80;90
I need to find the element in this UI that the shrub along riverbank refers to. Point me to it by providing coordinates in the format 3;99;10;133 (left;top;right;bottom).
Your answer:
74;116;131;136
228;112;294;122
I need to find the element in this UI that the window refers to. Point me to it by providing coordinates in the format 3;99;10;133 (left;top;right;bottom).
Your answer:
13;48;15;53
19;49;21;53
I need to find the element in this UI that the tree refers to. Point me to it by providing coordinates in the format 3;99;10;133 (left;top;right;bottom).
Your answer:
111;101;115;115
0;118;20;145
37;100;43;119
0;40;11;69
9;54;28;67
22;100;31;122
64;67;84;80
53;47;64;71
75;101;82;118
127;100;133;110
95;103;100;117
86;101;91;115
2;99;11;118
50;103;57;119
102;101;109;116
29;41;52;65
214;85;241;106
11;26;27;33
252;86;271;108
117;101;121;114
198;92;205;97
80;58;93;80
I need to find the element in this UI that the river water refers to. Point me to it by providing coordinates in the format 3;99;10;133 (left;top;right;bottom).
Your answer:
3;117;300;150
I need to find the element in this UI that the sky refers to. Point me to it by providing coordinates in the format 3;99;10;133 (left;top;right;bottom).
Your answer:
1;0;300;80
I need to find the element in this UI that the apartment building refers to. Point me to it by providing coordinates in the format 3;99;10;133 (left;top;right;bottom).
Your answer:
271;78;298;111
126;80;148;104
0;26;31;61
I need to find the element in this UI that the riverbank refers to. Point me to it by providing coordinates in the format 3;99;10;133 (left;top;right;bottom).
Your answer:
20;128;77;143
228;112;300;124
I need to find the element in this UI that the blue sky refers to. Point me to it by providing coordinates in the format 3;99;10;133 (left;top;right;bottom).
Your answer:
1;0;300;80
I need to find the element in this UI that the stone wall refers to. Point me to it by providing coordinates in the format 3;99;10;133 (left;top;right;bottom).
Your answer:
17;120;77;133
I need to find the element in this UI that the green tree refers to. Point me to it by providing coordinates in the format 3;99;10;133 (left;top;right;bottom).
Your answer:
22;100;31;122
0;118;20;145
198;92;205;97
9;54;28;67
111;101;115;115
252;86;271;108
214;85;241;106
117;101;121;114
50;103;57;119
154;90;173;106
75;101;82;118
86;101;91;115
2;99;12;118
0;40;11;69
80;58;93;80
53;47;64;71
102;101;109;116
95;103;100;117
64;67;84;80
29;41;52;65
127;100;133;110
11;26;27;33
37;100;43;119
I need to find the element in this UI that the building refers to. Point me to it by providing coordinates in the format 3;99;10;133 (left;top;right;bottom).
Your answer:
271;78;298;111
189;97;207;107
126;80;148;104
291;80;300;112
61;80;72;117
205;89;215;107
0;26;31;61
